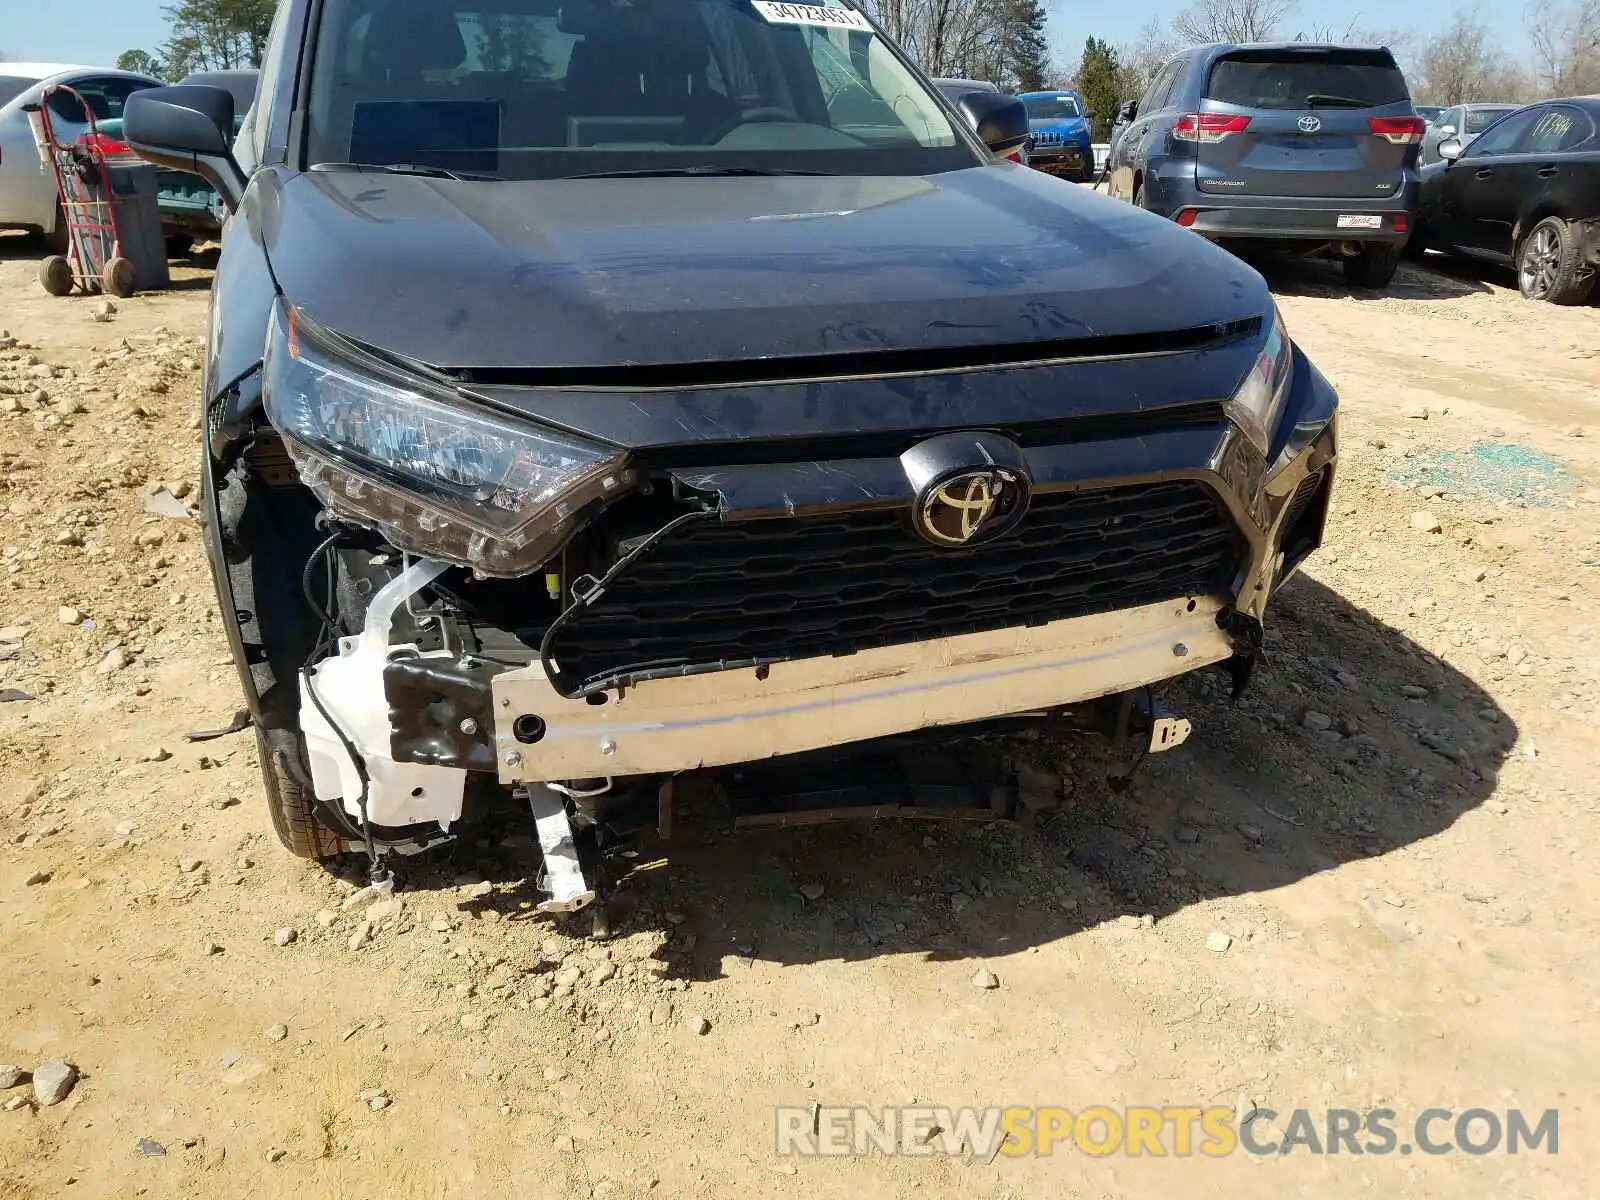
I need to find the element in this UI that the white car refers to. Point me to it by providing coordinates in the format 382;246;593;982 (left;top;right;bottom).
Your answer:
0;63;161;249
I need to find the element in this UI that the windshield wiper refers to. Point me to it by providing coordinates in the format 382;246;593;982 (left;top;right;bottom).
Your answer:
1302;94;1371;109
564;165;832;179
311;162;503;181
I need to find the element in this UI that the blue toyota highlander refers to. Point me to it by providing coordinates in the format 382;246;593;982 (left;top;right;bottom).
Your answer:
1019;89;1095;181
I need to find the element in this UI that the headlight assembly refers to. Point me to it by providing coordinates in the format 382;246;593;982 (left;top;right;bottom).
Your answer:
1224;307;1293;455
263;301;631;577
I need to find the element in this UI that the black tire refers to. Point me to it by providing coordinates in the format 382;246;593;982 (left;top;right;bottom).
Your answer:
257;727;345;860
1131;181;1145;209
38;255;74;297
1343;243;1401;290
1516;216;1595;305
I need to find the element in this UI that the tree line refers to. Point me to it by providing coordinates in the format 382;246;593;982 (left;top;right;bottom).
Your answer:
109;0;1600;138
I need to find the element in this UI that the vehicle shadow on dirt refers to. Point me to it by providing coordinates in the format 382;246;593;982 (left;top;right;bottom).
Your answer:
434;573;1512;975
1245;250;1495;301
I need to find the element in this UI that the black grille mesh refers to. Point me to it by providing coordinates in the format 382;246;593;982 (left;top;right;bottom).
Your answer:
551;481;1243;685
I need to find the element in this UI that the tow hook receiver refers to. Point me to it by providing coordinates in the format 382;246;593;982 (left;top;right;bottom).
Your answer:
525;784;597;913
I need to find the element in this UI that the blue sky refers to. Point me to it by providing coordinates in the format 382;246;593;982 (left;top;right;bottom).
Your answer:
1;0;1528;73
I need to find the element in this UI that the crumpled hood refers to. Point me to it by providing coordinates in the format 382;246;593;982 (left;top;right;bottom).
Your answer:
250;164;1269;372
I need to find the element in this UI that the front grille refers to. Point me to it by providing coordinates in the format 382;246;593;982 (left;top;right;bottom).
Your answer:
549;480;1245;687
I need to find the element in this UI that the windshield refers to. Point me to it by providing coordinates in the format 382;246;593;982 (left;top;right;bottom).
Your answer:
305;0;973;178
1206;49;1409;110
1023;95;1079;120
1465;107;1516;133
0;76;37;109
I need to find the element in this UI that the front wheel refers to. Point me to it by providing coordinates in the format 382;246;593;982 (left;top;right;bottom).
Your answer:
1517;217;1595;304
257;727;346;860
1343;243;1400;290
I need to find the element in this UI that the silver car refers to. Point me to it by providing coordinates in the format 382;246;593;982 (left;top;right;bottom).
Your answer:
0;63;161;249
1420;102;1521;165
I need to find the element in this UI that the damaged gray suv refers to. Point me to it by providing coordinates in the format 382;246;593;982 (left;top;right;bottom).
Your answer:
123;0;1337;909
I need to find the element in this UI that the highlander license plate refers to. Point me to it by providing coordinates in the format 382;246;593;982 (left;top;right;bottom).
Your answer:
1336;214;1383;229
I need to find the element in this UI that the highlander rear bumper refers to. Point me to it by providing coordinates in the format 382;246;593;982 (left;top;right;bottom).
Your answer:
491;596;1237;781
1184;204;1411;243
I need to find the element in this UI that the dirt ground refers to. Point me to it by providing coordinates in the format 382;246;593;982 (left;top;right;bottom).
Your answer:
0;229;1597;1200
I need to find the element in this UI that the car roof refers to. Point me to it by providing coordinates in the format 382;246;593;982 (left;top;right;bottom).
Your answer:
0;62;105;80
1018;90;1081;98
1462;102;1518;109
1203;41;1397;55
932;77;996;91
180;69;260;106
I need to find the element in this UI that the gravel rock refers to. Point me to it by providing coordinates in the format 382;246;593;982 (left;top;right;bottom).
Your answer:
57;606;81;626
1206;931;1234;954
459;1012;489;1033
1237;823;1264;844
971;967;1000;990
24;870;51;887
686;1015;711;1036
31;1060;77;1106
1400;684;1429;699
144;747;173;764
264;1023;288;1043
91;300;117;323
273;927;297;947
1301;710;1333;732
798;882;825;901
369;1094;391;1111
3;1095;29;1112
1174;826;1200;844
314;908;338;928
179;857;203;873
1410;511;1443;534
649;1001;675;1026
0;1065;25;1090
589;962;617;986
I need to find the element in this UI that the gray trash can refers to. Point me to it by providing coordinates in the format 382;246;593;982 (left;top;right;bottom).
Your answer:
104;162;171;292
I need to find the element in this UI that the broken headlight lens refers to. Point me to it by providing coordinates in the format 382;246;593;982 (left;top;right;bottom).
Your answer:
263;301;629;577
1224;307;1293;455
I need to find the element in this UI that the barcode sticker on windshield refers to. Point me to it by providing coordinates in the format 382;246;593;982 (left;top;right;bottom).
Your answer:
751;1;872;30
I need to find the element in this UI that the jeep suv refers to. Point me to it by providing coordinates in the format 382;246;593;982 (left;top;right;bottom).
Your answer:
1107;43;1423;289
123;0;1337;908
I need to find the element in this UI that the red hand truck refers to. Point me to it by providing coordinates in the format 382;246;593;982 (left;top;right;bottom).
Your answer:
27;84;139;299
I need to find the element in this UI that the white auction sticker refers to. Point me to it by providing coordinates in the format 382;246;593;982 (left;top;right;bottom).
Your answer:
751;1;873;30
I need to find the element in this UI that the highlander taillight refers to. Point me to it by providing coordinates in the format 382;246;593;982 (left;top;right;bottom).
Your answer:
1368;116;1425;145
1173;113;1251;142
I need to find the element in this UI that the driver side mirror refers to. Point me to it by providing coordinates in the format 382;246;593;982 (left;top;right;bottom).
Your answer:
956;92;1029;158
121;84;245;211
1438;137;1463;162
1117;100;1138;121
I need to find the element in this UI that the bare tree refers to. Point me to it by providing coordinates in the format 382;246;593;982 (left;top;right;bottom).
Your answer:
1115;16;1179;102
873;0;1008;80
1172;0;1294;45
1412;9;1534;103
1528;0;1600;95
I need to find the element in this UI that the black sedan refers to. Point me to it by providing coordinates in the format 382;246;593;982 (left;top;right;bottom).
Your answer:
1413;96;1600;303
